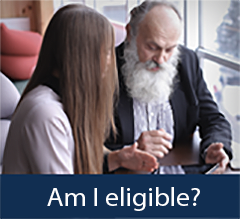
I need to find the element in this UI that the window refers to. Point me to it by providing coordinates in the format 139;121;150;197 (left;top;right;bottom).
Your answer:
195;0;240;146
53;0;184;45
54;0;136;23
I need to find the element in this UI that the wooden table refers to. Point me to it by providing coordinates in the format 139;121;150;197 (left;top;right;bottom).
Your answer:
115;133;240;174
116;139;201;174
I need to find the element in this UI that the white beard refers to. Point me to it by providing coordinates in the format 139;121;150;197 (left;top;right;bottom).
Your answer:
122;39;180;104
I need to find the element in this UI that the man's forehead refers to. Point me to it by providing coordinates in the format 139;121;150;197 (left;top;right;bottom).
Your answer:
139;5;181;31
137;5;181;41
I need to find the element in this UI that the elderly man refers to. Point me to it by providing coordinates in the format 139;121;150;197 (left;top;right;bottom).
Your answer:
105;0;232;174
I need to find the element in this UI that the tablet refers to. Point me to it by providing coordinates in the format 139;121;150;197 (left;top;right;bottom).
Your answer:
205;163;220;174
182;163;219;174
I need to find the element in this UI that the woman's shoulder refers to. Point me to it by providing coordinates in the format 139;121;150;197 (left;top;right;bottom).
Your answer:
22;85;61;113
14;85;70;131
24;85;60;104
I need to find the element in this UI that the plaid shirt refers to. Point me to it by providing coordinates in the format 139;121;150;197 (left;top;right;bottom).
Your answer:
133;98;185;174
133;98;174;141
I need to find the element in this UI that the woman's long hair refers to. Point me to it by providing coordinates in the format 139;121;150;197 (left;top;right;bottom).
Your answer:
18;4;118;174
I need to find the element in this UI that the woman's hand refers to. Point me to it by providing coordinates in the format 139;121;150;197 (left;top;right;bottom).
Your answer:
108;142;158;172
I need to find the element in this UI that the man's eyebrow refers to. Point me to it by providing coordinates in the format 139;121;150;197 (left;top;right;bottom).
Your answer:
147;41;162;50
167;44;178;50
149;41;160;48
148;42;178;50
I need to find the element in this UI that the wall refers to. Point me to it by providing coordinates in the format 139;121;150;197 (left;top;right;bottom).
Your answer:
0;0;54;35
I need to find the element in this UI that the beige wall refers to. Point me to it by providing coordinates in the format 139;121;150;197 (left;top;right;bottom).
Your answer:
0;0;54;35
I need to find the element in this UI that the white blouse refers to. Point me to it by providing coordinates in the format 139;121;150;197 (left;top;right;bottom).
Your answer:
3;85;75;174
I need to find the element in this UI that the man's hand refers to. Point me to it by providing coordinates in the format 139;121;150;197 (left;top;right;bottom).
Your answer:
108;142;158;172
205;142;229;174
137;128;173;159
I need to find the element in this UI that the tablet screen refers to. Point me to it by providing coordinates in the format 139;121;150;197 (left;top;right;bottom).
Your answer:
182;164;218;174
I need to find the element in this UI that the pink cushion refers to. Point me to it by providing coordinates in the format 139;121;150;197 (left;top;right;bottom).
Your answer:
0;23;42;56
0;23;42;80
111;21;126;46
1;55;37;80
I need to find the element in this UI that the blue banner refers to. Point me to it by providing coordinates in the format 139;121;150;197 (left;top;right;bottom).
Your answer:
0;175;239;218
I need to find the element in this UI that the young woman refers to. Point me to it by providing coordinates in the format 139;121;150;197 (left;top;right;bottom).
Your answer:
2;4;157;174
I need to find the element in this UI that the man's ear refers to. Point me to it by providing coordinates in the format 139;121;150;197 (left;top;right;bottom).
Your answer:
125;23;131;42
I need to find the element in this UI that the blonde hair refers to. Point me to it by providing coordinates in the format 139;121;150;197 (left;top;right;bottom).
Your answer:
19;4;118;174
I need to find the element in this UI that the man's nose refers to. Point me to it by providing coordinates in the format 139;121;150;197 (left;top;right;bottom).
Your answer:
153;50;166;65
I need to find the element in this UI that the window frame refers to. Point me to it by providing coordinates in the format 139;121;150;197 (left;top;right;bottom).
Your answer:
193;0;240;72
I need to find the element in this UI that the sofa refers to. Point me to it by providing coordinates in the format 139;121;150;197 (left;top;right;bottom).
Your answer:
0;23;43;172
0;72;21;173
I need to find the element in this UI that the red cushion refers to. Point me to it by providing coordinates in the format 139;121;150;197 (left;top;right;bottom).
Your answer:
111;21;126;46
0;23;42;56
0;23;42;80
1;55;37;80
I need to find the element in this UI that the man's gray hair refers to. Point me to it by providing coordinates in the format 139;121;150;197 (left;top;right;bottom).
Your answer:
128;0;182;37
